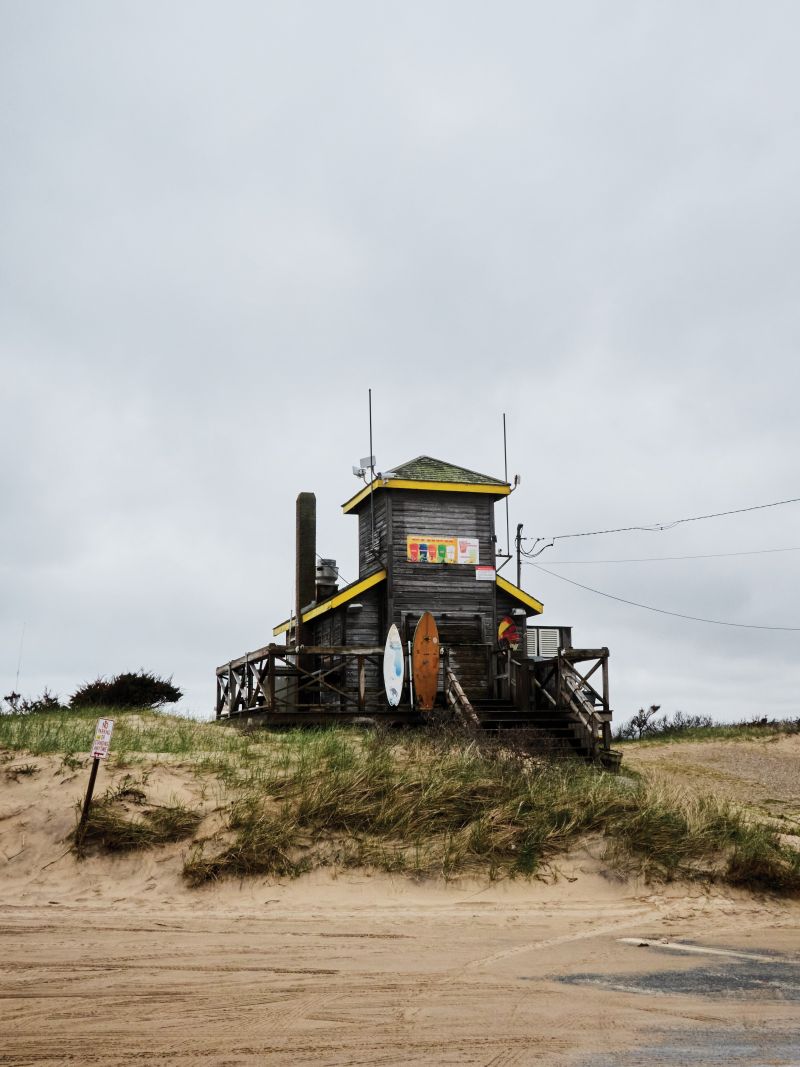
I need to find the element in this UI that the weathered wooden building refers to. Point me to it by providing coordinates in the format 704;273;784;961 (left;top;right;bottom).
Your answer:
216;455;616;765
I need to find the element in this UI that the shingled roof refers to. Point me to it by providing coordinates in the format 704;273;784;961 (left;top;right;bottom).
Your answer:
386;455;506;486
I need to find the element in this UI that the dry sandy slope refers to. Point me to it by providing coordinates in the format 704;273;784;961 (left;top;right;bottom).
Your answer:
622;733;800;826
1;743;799;1066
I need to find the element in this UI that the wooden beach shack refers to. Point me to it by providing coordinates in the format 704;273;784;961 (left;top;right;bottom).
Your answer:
216;456;616;765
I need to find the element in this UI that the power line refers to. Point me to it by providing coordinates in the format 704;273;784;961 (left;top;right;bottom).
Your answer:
524;546;800;565
525;494;800;546
530;564;800;631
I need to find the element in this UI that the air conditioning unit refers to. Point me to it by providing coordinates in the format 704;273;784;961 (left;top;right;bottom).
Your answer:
526;628;561;658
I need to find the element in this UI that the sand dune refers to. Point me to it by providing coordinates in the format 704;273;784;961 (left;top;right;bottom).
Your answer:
2;743;799;1065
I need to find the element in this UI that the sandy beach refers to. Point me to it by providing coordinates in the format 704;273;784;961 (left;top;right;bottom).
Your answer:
2;743;799;1065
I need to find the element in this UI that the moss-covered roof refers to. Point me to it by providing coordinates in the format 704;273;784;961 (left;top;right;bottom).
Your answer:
386;455;506;486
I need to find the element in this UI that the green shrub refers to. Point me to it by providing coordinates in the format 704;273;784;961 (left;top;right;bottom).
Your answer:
70;670;182;710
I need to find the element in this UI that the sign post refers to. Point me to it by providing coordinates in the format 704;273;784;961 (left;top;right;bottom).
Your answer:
76;718;114;848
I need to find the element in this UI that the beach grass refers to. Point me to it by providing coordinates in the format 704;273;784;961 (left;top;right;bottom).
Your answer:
2;708;798;892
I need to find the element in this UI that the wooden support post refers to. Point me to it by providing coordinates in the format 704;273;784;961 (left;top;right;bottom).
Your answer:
520;659;531;711
601;653;610;750
268;650;275;711
75;757;100;849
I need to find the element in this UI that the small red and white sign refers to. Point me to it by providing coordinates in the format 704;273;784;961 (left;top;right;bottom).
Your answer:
475;566;496;581
91;718;115;759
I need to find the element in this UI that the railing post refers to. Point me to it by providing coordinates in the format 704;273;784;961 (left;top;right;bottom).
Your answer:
520;658;531;711
602;652;610;751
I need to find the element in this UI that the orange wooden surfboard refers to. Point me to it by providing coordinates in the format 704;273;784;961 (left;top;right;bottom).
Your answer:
412;612;440;711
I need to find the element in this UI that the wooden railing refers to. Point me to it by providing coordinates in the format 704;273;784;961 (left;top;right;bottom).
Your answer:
442;652;479;728
508;647;613;756
215;643;386;719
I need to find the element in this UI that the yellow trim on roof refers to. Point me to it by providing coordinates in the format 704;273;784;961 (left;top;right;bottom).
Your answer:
342;479;510;514
496;574;544;615
303;568;386;622
272;569;387;636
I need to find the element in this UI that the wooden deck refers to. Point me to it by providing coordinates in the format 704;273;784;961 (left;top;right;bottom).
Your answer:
215;642;619;767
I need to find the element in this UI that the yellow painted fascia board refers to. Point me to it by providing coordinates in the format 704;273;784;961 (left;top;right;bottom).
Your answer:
496;574;544;615
272;569;388;635
342;479;510;514
302;568;387;622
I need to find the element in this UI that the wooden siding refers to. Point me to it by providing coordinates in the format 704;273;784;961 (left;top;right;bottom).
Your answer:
307;589;383;708
342;585;383;699
358;491;388;578
390;491;496;621
390;491;497;700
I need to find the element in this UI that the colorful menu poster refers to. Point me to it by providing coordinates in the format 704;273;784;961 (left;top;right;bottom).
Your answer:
407;536;479;565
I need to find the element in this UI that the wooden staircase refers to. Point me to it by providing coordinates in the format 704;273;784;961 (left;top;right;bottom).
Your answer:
453;645;621;770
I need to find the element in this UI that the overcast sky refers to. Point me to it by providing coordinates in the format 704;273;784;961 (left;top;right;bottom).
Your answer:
2;2;799;724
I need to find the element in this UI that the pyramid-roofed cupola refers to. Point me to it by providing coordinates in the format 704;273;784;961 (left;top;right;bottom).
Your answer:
386;455;507;486
342;454;510;514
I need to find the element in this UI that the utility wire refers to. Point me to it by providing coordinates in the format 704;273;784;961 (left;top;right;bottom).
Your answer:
524;546;800;565
526;494;800;545
530;564;800;631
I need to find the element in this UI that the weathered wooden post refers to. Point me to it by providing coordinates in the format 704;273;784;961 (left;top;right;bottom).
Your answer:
602;651;611;751
75;717;114;849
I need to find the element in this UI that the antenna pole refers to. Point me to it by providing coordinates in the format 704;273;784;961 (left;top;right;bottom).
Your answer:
369;388;375;549
14;622;25;695
503;414;510;556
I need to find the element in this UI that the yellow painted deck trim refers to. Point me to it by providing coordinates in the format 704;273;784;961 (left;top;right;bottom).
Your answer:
496;574;544;615
272;569;387;635
342;479;510;514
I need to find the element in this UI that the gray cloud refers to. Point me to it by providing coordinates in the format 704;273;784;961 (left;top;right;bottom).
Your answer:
2;2;799;723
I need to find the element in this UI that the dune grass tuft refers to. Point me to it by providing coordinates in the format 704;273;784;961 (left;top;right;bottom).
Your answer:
180;730;800;892
74;777;202;855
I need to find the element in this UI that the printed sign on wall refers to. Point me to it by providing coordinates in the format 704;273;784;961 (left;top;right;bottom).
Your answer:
407;536;480;565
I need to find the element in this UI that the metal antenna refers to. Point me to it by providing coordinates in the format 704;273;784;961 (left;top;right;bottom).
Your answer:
369;388;375;550
503;414;510;556
14;622;25;694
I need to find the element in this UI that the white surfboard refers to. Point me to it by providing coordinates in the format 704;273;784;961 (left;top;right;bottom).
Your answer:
383;623;405;707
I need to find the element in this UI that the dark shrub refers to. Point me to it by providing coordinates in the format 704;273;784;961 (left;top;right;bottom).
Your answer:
3;688;64;714
614;707;714;741
70;670;182;710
